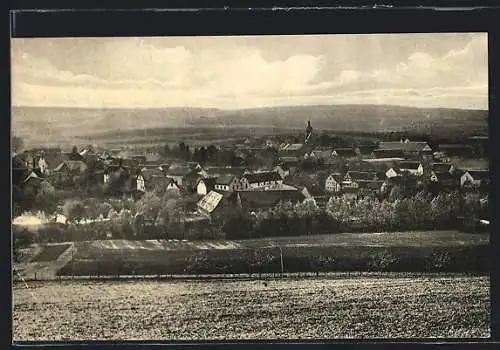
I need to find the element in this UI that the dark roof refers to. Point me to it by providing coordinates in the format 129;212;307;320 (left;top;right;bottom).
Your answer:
54;160;87;173
378;141;432;152
399;161;422;170
166;166;195;177
327;173;343;182
357;180;384;190
333;148;357;157
432;171;457;182
357;144;378;154
237;190;305;209
466;170;489;181
279;156;300;163
432;162;453;173
438;144;470;150
216;174;237;185
346;171;378;181
141;168;165;180
205;167;246;177
198;177;217;189
372;149;405;159
243;171;282;183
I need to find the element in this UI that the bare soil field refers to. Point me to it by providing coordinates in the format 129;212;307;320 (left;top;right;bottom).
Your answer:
12;275;489;341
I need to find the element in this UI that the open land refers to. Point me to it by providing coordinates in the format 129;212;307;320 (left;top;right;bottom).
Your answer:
12;275;490;340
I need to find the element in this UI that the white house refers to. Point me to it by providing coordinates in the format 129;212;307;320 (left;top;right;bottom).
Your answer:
196;178;216;196
398;161;424;176
460;170;489;188
325;173;343;193
136;174;146;192
385;167;401;179
241;171;283;190
214;175;240;192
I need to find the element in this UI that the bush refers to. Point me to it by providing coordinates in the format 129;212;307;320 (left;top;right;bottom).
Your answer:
367;250;399;272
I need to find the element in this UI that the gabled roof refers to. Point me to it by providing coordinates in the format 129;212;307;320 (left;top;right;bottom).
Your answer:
399;161;422;170
326;173;343;182
311;150;332;160
237;190;305;209
465;170;489;181
166;166;195;177
431;171;456;182
432;162;453;173
141;168;165;180
197;190;224;214
357;144;378;154
378;141;432;152
346;171;378;181
216;174;237;185
198;177;217;189
54;160;87;173
284;143;304;151
372;149;406;159
242;171;282;183
332;148;357;157
279;156;300;163
23;171;43;184
205;167;246;177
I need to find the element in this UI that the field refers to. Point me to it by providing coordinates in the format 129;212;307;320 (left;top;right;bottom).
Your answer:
49;231;489;277
12;275;490;340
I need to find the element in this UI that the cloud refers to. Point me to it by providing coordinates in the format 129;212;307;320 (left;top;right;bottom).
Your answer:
11;35;488;110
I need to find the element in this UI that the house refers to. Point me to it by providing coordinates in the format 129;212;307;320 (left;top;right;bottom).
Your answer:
332;148;357;158
197;190;240;218
398;161;424;176
325;173;343;193
437;144;472;157
308;150;334;163
196;178;217;196
429;171;459;189
342;171;381;190
240;171;283;190
53;160;88;174
214;174;240;192
165;166;196;186
460;170;489;188
237;190;307;211
204;166;247;179
372;149;406;159
377;141;433;157
385;167;401;179
273;165;290;180
431;162;455;175
356;144;378;155
279;156;300;165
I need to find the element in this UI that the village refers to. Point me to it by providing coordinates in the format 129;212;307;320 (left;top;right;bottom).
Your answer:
12;119;489;240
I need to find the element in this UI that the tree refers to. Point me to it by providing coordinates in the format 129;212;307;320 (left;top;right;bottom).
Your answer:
63;199;86;224
12;136;24;153
136;191;162;223
34;181;58;215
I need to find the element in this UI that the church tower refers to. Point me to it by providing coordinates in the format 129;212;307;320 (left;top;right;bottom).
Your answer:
305;120;313;144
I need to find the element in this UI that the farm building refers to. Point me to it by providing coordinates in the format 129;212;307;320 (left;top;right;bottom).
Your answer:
196;177;216;196
342;171;381;190
240;171;283;190
385;167;401;179
429;171;460;190
398;161;424;176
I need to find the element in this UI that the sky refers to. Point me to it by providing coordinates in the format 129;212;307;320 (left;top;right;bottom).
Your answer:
11;33;488;110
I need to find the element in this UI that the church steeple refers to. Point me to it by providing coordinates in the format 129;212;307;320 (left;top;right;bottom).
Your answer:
305;120;313;143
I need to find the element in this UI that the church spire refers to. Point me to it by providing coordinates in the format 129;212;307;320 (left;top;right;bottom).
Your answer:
305;120;313;143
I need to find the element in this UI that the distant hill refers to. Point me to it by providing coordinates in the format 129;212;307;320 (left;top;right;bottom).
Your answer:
12;104;488;147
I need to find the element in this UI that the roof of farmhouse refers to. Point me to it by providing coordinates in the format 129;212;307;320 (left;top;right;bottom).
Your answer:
378;141;432;152
242;171;283;183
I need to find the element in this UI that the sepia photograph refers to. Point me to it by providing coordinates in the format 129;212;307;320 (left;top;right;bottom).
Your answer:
11;33;489;340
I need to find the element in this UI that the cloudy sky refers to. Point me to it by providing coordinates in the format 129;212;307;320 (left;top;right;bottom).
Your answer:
11;33;488;110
